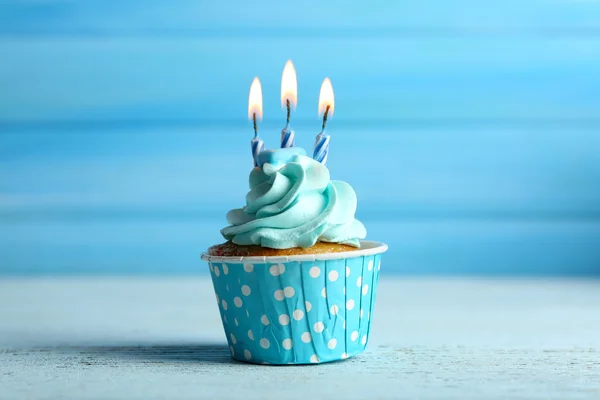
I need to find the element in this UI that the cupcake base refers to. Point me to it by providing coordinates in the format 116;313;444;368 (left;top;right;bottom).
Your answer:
209;241;359;257
202;240;387;365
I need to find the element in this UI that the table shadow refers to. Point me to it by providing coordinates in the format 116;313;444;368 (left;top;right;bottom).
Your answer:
47;343;235;364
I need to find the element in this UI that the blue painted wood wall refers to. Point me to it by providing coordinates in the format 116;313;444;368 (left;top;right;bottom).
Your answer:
1;0;599;275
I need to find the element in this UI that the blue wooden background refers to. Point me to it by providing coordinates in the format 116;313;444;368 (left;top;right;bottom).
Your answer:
1;0;599;276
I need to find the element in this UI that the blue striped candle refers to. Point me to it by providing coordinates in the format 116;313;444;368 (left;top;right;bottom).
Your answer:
248;77;264;166
280;124;295;148
251;134;265;167
312;131;330;165
280;61;297;148
314;78;334;165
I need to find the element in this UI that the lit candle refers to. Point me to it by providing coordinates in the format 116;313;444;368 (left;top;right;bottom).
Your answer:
248;77;265;166
280;60;297;148
313;78;335;165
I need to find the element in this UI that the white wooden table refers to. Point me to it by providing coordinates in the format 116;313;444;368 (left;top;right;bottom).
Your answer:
1;278;599;399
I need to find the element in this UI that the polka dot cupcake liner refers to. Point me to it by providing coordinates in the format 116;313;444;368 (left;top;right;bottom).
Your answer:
201;240;387;365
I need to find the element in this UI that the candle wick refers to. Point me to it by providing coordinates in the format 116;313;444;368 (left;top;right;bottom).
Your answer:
322;105;330;131
286;99;291;124
253;113;258;137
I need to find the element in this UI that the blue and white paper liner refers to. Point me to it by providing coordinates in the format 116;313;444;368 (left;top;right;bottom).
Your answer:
201;240;387;365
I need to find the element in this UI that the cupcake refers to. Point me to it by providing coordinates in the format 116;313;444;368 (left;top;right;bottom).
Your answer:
201;147;387;364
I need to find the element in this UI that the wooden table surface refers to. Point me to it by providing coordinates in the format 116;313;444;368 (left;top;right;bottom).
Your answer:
1;278;599;399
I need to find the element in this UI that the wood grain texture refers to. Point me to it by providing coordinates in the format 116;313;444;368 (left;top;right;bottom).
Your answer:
2;126;599;213
1;0;599;34
1;125;600;276
1;1;599;123
1;278;599;399
1;36;598;122
1;219;600;276
1;1;599;277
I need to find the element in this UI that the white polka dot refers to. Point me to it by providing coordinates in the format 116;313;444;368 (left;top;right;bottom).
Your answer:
283;286;295;298
261;315;270;326
269;263;285;276
260;338;270;349
356;276;362;287
214;266;220;277
221;299;228;310
223;264;229;274
361;335;367;345
310;354;320;363
238;278;241;284
243;263;254;272
274;290;284;301
215;293;219;303
341;352;349;359
328;270;339;282
305;301;312;312
279;314;290;325
360;309;364;318
346;299;355;310
321;288;327;298
230;333;237;344
244;349;252;360
346;266;350;277
248;330;254;340
246;310;250;318
313;321;325;333
234;297;243;307
368;260;373;271
362;284;369;295
301;332;312;343
351;331;358;341
293;309;304;321
309;266;321;278
282;338;293;350
330;304;339;315
229;346;234;356
223;315;227;323
234;318;239;326
327;339;337;349
241;285;251;296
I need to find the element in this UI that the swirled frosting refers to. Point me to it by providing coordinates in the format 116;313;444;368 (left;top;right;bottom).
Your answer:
221;148;366;249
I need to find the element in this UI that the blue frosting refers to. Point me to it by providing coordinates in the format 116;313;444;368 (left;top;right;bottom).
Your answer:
221;148;366;249
256;147;306;167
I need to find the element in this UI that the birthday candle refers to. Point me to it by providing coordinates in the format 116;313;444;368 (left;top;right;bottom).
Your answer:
251;134;265;167
280;125;295;149
313;78;334;165
280;60;297;148
248;77;265;166
313;130;330;165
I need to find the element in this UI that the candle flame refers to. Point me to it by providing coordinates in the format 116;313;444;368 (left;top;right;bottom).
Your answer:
318;78;334;118
248;77;263;120
280;60;297;109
